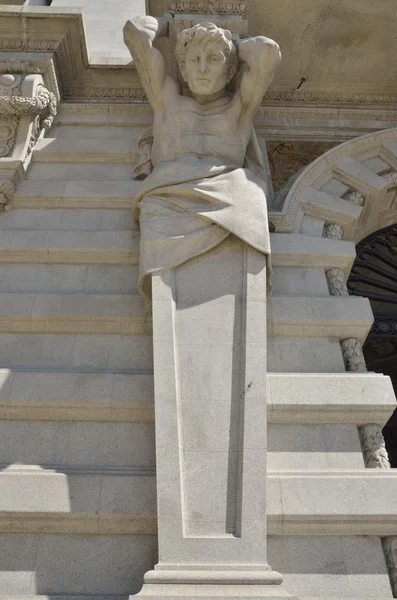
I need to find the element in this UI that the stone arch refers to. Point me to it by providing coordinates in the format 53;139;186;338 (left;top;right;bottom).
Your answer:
269;127;397;243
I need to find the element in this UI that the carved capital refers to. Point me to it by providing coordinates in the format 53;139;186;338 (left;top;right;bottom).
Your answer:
340;337;367;372
358;423;391;469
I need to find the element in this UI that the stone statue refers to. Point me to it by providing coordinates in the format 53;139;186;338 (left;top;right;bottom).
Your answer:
123;15;281;303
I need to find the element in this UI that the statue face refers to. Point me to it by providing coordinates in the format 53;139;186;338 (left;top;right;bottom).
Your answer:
183;42;232;96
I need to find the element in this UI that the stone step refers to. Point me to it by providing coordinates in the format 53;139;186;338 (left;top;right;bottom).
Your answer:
13;180;139;209
27;163;135;182
0;209;136;231
0;371;392;427
0;420;156;471
0;333;152;371
270;234;356;272
0;466;156;515
268;295;372;341
0;230;139;265
0;535;156;597
51;124;146;141
0;370;154;422
0;264;139;294
1;469;397;536
268;372;396;425
0;232;351;270
32;138;138;164
268;469;397;536
0;292;371;336
0;293;147;334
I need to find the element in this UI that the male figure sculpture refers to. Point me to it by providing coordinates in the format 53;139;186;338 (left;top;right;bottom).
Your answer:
123;16;281;303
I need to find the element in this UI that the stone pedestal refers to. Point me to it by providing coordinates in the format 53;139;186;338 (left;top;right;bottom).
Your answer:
133;236;294;599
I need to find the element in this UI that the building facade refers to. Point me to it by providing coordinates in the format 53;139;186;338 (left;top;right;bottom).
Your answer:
0;1;397;598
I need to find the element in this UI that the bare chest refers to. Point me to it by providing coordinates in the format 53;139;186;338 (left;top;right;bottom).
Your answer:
152;101;249;164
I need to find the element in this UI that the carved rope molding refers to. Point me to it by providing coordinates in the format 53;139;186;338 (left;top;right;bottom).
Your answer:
340;338;391;469
383;537;397;598
326;268;348;296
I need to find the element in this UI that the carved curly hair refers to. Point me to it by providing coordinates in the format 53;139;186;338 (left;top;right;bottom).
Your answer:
175;21;238;75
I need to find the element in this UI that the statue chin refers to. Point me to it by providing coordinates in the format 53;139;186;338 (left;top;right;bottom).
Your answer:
187;81;226;97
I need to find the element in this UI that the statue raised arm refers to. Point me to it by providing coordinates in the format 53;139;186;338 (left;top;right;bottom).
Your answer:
123;16;281;303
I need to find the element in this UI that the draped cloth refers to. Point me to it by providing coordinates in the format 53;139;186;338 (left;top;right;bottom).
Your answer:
132;127;272;304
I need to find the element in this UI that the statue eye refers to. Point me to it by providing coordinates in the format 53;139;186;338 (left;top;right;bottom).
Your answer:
210;54;220;62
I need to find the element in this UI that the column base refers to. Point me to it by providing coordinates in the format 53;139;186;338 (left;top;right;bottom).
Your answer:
131;569;297;599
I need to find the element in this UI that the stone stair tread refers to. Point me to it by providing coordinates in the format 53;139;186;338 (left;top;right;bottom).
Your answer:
0;264;139;294
27;163;136;182
0;209;136;231
0;230;137;250
268;295;373;341
14;179;139;200
0;333;152;371
32;138;138;164
0;292;145;318
268;372;396;424
0;369;154;421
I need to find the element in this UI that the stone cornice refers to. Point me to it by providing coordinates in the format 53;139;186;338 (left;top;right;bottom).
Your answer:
2;8;397;108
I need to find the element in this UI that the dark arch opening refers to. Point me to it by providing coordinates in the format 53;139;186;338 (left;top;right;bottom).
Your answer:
347;223;397;467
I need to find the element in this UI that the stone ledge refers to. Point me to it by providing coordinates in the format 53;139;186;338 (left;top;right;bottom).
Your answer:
33;138;139;164
268;470;397;535
270;235;356;272
0;511;157;535
268;373;396;425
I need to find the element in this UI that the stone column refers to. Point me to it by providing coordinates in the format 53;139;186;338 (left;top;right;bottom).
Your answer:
134;236;293;599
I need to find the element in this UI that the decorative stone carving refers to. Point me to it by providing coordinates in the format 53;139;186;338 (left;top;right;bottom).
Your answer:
383;171;397;185
343;189;365;206
0;75;57;159
383;537;397;597
123;15;287;599
340;337;367;372
267;141;336;193
358;423;391;469
0;179;15;205
166;0;247;16
124;15;279;302
326;268;348;296
323;223;343;240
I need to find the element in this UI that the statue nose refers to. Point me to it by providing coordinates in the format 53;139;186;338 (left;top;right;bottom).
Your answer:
198;58;208;73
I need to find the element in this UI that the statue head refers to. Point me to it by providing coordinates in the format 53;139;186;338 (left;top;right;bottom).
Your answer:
175;22;238;97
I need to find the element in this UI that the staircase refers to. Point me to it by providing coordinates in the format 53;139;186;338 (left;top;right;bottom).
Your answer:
0;105;396;600
0;111;157;599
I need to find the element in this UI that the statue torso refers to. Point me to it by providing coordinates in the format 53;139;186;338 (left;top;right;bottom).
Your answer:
151;93;251;168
